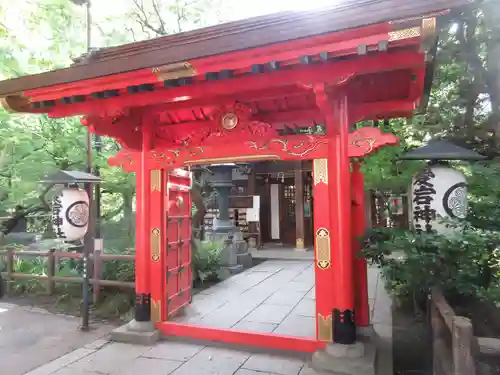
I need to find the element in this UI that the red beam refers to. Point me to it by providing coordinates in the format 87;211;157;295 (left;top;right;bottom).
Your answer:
48;50;424;118
157;322;326;353
156;109;322;127
192;28;393;74
254;109;322;124
26;24;393;101
149;85;312;115
25;69;158;103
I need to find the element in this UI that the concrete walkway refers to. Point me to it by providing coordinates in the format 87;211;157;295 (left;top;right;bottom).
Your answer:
18;260;393;375
175;260;317;336
0;302;113;375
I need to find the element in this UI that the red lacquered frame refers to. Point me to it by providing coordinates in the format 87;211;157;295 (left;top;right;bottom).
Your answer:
7;16;436;351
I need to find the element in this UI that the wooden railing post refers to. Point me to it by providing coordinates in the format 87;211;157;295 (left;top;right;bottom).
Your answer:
452;316;476;375
46;249;56;295
431;298;446;375
93;249;102;303
6;248;14;293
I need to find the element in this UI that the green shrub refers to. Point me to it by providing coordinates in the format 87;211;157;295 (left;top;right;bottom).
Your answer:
101;247;135;282
191;239;223;283
363;224;500;308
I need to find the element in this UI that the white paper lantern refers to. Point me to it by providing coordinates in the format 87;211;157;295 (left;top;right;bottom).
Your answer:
410;165;467;233
52;188;90;241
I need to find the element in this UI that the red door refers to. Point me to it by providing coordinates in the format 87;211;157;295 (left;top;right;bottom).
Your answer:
165;169;192;319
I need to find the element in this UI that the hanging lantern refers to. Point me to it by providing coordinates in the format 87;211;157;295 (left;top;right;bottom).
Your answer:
410;165;467;233
401;139;486;234
52;187;90;241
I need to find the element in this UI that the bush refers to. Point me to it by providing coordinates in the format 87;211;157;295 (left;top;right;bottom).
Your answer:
191;239;223;283
100;247;135;282
363;223;500;309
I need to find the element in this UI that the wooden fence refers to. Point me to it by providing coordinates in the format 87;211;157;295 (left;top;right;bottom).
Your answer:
431;287;477;375
0;248;135;302
430;287;500;375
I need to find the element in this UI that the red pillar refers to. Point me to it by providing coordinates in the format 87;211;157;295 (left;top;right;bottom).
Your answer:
312;157;335;343
351;162;370;327
329;95;355;344
135;119;152;322
149;169;166;324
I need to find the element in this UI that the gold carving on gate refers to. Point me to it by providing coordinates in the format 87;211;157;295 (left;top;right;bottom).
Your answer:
316;228;331;270
318;313;333;342
296;238;305;249
248;139;327;158
184;155;280;164
151;299;161;323
151;228;161;262
152;62;197;81
313;159;328;185
421;17;436;39
388;26;421;42
420;17;437;54
177;196;184;210
151;170;162;192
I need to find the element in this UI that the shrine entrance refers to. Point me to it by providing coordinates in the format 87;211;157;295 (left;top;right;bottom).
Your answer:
0;0;463;355
132;117;393;353
163;170;193;320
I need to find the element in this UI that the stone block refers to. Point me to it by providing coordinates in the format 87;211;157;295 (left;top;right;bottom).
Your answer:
356;325;378;341
274;315;316;338
265;290;307;306
242;353;305;375
231;320;278;333
59;342;150;375
292;299;315;317
311;338;376;375
110;357;183;375
218;264;244;279
110;320;160;346
168;346;250;375
244;304;293;324
237;252;253;268
23;348;96;375
235;240;248;254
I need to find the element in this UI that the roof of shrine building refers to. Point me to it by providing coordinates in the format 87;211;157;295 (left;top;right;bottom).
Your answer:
0;0;471;115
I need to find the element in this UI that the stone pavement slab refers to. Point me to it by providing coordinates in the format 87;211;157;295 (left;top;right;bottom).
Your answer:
175;260;317;336
242;352;305;374
173;259;386;341
0;302;113;375
20;260;392;375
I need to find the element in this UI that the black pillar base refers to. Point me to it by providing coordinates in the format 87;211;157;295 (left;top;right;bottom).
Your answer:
333;309;356;345
135;293;151;322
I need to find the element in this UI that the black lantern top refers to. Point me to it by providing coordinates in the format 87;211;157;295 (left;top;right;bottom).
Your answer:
40;170;102;184
400;139;486;161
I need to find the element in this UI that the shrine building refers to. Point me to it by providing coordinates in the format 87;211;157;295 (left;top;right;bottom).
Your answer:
0;0;470;365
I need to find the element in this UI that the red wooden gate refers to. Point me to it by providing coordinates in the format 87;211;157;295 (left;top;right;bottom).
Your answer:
165;169;192;318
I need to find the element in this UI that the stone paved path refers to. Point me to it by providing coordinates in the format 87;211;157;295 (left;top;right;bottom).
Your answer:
17;260;393;375
0;302;113;375
176;260;317;336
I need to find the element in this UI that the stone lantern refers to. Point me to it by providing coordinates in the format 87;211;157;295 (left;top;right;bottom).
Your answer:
210;163;237;233
206;163;252;276
401;139;486;234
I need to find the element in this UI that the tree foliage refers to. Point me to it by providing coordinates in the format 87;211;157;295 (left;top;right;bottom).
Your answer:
1;1;500;305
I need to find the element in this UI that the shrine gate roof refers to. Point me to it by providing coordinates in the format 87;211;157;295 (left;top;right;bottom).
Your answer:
0;0;470;119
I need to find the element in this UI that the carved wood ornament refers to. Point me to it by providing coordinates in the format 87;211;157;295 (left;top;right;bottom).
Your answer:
87;103;398;171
